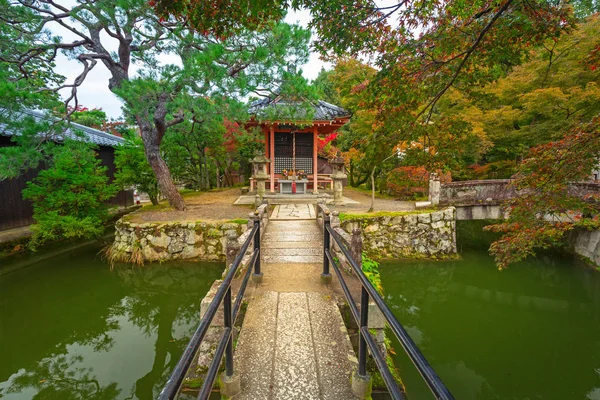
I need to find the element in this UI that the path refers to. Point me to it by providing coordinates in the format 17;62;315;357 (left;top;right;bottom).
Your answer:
233;208;358;399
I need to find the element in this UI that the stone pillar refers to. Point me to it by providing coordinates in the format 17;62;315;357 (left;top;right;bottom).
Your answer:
429;172;441;205
225;231;241;272
251;151;270;200
350;228;362;266
330;210;341;229
329;151;347;205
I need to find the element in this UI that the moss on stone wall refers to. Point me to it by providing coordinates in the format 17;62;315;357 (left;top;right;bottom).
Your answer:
111;219;248;263
340;208;457;260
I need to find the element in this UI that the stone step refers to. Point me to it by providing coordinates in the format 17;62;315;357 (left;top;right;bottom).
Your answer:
263;255;323;264
271;204;316;221
263;233;322;242
267;221;320;230
263;241;322;249
263;248;323;257
259;263;325;293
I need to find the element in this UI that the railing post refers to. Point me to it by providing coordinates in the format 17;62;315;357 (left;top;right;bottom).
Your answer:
358;287;369;376
352;286;372;398
220;285;241;398
252;213;263;283
224;286;234;376
321;210;332;284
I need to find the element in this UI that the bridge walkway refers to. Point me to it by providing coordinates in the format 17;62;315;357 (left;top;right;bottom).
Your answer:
233;205;359;399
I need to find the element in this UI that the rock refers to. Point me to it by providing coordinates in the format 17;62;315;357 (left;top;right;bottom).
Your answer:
168;240;185;254
431;211;443;222
149;232;170;248
221;222;239;230
391;217;403;225
404;215;417;225
443;208;455;221
224;229;239;239
417;213;431;224
207;228;223;238
181;245;201;259
142;246;161;260
431;220;445;229
364;223;380;233
184;230;196;245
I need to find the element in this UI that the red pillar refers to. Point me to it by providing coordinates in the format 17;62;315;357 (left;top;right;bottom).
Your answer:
270;125;275;193
313;125;318;193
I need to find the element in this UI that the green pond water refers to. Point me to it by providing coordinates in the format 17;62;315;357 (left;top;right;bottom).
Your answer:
381;221;600;400
0;242;223;400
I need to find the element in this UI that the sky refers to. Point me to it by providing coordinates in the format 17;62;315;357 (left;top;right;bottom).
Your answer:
53;9;328;120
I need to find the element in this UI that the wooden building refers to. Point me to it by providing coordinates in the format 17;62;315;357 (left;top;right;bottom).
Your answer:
0;109;133;231
247;96;350;193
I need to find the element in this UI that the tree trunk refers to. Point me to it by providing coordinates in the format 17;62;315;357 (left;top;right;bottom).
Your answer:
145;142;185;210
216;164;220;188
139;120;186;211
368;166;376;213
204;156;210;189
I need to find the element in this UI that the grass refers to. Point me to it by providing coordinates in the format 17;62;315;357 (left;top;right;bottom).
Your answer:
228;219;249;225
339;209;436;222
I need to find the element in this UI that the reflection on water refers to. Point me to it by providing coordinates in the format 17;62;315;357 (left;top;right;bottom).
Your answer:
381;222;600;400
0;243;223;399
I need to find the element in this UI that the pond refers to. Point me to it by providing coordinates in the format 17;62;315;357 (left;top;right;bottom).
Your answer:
381;221;600;400
0;242;223;400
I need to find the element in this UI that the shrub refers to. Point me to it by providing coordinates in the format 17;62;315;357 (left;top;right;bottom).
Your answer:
22;139;117;248
386;166;451;199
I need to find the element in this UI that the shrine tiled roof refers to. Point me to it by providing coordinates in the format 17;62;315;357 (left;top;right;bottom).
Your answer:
248;96;350;121
0;109;124;147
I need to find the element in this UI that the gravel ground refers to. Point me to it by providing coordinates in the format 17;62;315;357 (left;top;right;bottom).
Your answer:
125;186;415;223
126;188;253;223
331;187;415;213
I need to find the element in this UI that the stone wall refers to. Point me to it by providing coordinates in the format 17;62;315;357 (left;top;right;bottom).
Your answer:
113;220;248;262
438;180;600;207
338;208;457;259
439;180;516;206
455;205;506;220
570;228;600;267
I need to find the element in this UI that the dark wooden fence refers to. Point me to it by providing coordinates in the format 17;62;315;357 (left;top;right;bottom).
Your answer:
0;145;133;232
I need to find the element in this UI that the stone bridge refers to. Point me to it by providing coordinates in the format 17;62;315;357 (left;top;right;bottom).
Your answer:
428;178;600;220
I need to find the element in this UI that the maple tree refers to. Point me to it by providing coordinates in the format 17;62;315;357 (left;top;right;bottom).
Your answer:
437;14;600;176
485;119;600;269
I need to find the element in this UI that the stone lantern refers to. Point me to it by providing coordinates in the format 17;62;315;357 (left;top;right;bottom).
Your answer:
251;151;270;200
329;151;347;205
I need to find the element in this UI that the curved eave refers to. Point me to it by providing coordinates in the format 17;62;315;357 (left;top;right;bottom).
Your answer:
245;116;351;127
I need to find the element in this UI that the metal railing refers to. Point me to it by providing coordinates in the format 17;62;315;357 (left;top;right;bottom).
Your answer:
320;207;454;400
158;218;262;400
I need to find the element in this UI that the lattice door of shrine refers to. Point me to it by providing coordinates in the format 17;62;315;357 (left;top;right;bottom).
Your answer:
274;132;313;174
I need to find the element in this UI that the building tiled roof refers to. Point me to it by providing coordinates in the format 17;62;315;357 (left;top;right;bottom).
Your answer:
248;96;350;121
0;109;124;147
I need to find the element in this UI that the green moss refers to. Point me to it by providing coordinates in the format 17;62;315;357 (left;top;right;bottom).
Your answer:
368;338;404;393
228;219;248;225
339;210;436;222
136;202;173;213
182;376;205;389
